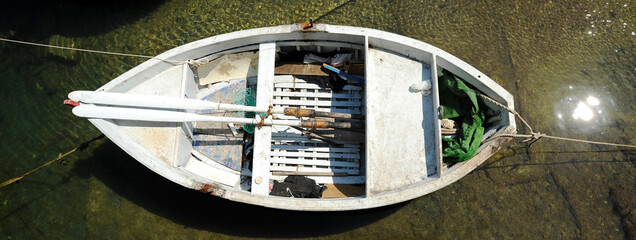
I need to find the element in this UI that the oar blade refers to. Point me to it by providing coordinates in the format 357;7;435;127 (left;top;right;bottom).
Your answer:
72;104;202;122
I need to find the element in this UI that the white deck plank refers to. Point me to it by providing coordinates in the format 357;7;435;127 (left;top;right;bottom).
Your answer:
271;144;360;153
365;47;433;195
275;83;363;91
272;99;361;107
251;42;276;195
272;139;360;148
273;91;361;99
270;165;359;174
270;157;359;168
270;151;360;159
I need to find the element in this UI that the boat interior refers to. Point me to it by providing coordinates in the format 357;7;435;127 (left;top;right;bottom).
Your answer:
100;29;513;201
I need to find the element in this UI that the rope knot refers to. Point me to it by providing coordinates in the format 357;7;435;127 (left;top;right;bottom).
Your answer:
257;105;274;129
187;58;209;68
523;132;545;143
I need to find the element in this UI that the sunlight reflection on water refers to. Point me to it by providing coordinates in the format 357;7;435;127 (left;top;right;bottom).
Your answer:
554;86;613;132
584;1;634;36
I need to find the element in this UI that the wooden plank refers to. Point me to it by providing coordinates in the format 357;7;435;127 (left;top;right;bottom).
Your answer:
322;184;366;198
270;151;360;159
270;157;359;168
274;63;329;76
275;83;363;91
272;75;327;84
273;108;362;115
273;90;361;99
272;99;361;107
272;171;350;176
274;82;329;90
271;136;361;148
272;141;360;149
270;166;359;174
251;42;276;195
271;144;360;153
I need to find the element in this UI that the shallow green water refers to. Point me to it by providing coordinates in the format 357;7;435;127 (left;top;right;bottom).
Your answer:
0;0;634;239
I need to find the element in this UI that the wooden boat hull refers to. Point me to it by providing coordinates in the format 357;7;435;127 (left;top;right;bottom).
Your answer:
83;24;516;211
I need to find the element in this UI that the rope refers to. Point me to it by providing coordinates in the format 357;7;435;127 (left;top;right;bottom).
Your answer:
257;105;273;129
479;94;533;133
479;94;636;149
0;37;184;64
0;134;105;188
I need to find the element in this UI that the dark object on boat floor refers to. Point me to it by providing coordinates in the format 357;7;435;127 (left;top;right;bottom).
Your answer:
270;175;326;198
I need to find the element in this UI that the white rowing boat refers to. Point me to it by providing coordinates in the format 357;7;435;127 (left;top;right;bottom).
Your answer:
66;24;516;211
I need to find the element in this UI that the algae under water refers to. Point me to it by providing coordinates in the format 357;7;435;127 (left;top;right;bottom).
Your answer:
0;0;634;239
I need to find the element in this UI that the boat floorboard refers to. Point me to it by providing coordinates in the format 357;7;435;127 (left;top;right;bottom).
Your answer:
365;47;436;195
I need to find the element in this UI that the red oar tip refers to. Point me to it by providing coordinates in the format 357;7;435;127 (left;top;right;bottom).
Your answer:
63;100;80;107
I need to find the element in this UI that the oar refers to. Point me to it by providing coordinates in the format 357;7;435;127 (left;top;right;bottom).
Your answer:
68;91;363;119
72;104;363;129
69;90;277;113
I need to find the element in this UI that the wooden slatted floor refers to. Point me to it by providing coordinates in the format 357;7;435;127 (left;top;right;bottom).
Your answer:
269;75;365;184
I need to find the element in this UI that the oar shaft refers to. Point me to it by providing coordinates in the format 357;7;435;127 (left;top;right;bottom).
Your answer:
69;90;280;113
72;104;299;125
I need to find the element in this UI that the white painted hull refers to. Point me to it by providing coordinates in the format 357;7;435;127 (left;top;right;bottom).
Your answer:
82;24;516;211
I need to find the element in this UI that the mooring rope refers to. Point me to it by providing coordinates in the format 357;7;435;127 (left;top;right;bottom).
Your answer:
480;94;636;149
0;37;184;64
0;134;105;188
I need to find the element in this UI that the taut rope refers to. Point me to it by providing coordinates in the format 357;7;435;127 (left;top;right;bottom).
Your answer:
480;94;636;149
0;134;105;188
0;37;184;64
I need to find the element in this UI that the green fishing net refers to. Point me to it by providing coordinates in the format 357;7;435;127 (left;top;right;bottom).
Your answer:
439;70;485;163
232;87;265;134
